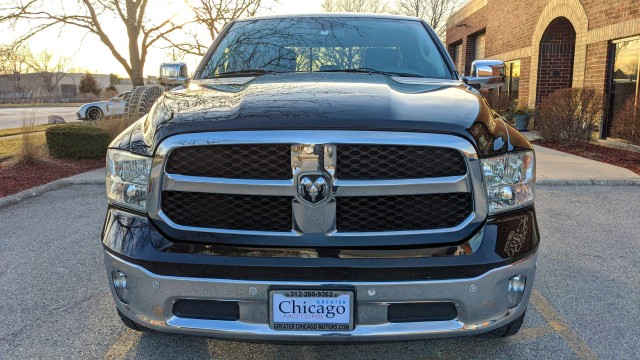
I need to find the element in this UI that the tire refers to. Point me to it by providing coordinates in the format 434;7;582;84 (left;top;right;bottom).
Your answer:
124;85;164;121
482;311;526;338
86;107;103;121
117;308;151;332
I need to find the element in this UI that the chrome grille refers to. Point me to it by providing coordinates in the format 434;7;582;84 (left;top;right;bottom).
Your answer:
151;131;483;238
336;193;473;232
337;144;466;180
162;191;292;231
166;144;291;180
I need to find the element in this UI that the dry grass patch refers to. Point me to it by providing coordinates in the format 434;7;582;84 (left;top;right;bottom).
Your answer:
0;133;47;162
93;117;138;140
15;111;48;164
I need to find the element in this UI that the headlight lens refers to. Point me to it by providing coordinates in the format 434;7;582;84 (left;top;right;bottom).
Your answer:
106;150;152;212
482;151;535;215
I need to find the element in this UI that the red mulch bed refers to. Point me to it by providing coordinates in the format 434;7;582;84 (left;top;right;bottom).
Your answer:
0;158;104;198
533;140;640;175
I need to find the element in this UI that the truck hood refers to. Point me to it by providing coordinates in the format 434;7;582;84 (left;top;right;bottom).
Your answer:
112;72;531;157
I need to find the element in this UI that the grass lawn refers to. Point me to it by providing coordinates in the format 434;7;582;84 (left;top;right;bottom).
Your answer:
0;133;46;162
0;124;55;138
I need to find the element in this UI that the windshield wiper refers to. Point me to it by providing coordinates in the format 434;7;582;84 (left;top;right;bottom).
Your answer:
212;69;282;78
318;68;426;78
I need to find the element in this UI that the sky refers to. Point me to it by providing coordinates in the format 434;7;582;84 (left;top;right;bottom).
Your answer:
273;0;324;14
18;0;325;78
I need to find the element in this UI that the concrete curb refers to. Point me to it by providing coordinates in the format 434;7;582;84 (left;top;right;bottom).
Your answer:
0;178;104;209
537;179;640;186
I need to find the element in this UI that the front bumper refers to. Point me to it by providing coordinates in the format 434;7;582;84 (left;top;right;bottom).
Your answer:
105;250;537;341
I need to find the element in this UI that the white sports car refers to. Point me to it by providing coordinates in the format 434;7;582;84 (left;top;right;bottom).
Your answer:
76;91;131;121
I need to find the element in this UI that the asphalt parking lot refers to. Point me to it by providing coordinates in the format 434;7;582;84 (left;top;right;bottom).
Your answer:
0;184;638;359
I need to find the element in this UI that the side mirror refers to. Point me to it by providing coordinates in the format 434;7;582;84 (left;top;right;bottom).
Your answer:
159;62;189;87
463;60;505;90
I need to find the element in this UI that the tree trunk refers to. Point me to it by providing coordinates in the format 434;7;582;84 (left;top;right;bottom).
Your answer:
130;60;145;87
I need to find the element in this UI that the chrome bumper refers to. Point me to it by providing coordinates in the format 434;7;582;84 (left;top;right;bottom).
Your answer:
104;251;537;341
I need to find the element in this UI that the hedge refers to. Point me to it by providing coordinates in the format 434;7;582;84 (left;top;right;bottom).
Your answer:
45;124;111;159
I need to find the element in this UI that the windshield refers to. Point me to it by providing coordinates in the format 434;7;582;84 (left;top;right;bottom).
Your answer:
199;17;452;79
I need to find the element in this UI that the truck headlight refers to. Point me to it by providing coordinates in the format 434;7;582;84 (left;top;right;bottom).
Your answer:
482;151;535;215
106;150;152;212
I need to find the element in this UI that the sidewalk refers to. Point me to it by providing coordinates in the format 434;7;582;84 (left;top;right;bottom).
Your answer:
68;167;105;182
598;137;640;153
523;131;640;185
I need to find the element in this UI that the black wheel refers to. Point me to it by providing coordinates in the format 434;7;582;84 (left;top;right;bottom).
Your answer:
482;311;526;338
117;308;151;332
86;107;103;121
124;85;164;121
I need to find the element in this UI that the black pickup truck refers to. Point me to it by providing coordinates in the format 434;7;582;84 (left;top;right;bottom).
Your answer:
102;14;538;341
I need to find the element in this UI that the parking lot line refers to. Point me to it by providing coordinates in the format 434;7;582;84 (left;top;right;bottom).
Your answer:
517;323;555;341
530;291;599;360
103;329;141;360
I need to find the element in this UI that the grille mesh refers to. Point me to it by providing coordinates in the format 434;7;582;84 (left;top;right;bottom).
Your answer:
337;145;466;180
162;191;292;231
166;144;291;180
336;193;472;232
161;142;473;234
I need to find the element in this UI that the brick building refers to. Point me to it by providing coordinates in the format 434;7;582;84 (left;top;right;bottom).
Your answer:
446;0;640;137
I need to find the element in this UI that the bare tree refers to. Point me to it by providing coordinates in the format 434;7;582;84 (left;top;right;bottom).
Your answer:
322;0;391;13
396;0;464;38
0;43;29;92
165;0;269;57
0;0;188;86
24;50;72;94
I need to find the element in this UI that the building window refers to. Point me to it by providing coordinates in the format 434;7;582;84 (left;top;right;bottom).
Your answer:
501;60;521;101
452;42;463;75
473;33;486;61
606;37;640;137
60;84;77;99
611;38;639;113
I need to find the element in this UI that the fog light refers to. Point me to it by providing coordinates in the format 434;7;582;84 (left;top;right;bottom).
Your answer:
507;275;526;308
111;270;129;304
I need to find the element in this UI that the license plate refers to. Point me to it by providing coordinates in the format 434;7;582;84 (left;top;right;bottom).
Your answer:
270;289;354;331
